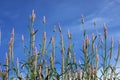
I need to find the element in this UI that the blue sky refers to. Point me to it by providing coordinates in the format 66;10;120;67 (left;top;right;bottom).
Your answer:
0;0;120;67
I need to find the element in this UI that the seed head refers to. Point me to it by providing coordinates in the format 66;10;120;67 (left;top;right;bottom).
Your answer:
104;23;107;39
43;32;46;42
43;16;46;24
31;9;36;23
16;57;19;69
21;34;24;43
12;28;14;35
67;29;72;39
85;35;90;46
51;37;54;44
58;23;62;33
53;25;56;32
81;15;84;24
94;20;96;27
10;28;14;45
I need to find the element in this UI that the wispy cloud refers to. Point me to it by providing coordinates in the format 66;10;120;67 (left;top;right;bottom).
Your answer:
67;0;120;36
0;10;20;22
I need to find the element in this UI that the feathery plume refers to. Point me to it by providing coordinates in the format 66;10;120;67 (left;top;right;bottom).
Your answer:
58;23;62;33
11;28;14;63
85;35;90;47
16;57;20;76
67;29;72;39
22;34;24;44
93;20;96;27
16;57;19;69
43;32;46;42
11;28;14;46
30;9;36;23
81;15;84;24
104;23;107;39
53;25;56;32
43;16;46;24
